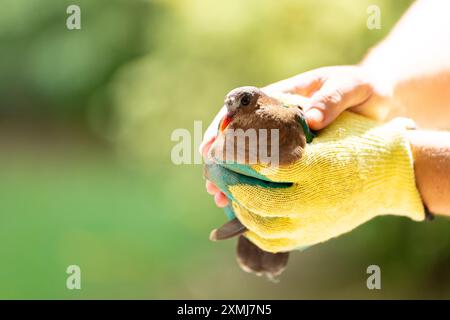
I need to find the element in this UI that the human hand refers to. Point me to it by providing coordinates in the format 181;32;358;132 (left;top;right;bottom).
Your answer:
204;112;424;252
202;65;393;207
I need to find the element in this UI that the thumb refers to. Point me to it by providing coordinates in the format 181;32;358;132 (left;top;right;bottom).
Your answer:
304;87;346;130
304;81;372;130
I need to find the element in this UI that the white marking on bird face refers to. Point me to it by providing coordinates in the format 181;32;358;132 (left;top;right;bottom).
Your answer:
225;96;239;113
224;86;261;113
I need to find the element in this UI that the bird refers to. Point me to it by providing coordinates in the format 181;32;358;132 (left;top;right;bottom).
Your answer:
210;217;289;279
207;86;312;278
209;86;313;166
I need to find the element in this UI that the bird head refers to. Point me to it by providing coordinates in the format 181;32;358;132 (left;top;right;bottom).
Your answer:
219;86;262;132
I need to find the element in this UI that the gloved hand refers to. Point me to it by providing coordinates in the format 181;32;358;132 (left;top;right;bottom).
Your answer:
204;111;425;253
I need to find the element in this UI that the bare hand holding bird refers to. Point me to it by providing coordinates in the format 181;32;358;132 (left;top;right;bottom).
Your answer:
201;65;388;208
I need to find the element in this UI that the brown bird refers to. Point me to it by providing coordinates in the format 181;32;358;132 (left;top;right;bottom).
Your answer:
208;86;312;279
210;86;313;166
210;218;289;280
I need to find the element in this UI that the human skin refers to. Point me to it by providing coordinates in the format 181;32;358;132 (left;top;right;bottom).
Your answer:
202;0;450;216
407;130;450;216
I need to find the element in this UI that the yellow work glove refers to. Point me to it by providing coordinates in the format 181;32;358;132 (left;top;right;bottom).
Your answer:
204;111;425;253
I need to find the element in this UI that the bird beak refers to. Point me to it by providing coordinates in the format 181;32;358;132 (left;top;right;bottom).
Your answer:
219;111;234;132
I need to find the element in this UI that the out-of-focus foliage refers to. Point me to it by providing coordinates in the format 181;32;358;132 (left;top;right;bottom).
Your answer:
2;0;450;299
111;0;408;166
0;0;149;119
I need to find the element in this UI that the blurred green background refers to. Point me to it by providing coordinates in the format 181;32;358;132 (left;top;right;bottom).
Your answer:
1;0;449;299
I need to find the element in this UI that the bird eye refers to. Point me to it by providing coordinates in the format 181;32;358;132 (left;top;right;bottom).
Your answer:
240;93;251;106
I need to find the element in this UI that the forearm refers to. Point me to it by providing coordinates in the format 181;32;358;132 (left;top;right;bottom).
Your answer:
407;130;450;217
363;0;450;78
361;0;450;128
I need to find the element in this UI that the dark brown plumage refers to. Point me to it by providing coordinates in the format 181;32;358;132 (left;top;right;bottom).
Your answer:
210;86;307;166
236;235;289;279
209;218;247;241
208;86;309;279
210;218;289;279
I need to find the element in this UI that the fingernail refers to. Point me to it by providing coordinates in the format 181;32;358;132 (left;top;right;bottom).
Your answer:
306;108;324;125
214;192;229;208
206;181;219;195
